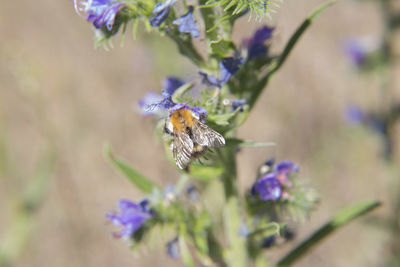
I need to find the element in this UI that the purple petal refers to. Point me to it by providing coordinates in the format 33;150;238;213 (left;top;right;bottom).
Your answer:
106;199;152;237
345;106;365;124
253;173;282;201
166;237;180;259
172;6;200;38
162;77;184;96
149;0;176;27
274;160;298;174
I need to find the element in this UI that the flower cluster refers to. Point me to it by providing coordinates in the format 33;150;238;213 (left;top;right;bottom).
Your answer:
251;159;299;201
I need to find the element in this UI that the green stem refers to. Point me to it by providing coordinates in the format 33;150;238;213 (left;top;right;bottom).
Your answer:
166;32;205;67
198;0;219;55
219;144;248;267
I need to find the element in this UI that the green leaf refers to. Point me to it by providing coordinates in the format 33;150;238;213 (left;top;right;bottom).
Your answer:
190;165;224;180
172;82;194;103
226;138;275;148
104;143;158;194
276;200;381;266
249;1;336;109
208;108;240;126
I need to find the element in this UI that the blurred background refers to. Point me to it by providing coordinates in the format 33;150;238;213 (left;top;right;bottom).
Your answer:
1;0;399;266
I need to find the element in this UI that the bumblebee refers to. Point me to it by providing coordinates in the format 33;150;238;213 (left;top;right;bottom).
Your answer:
164;105;225;170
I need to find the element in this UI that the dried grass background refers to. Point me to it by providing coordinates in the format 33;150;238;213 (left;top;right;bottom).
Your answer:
1;0;399;266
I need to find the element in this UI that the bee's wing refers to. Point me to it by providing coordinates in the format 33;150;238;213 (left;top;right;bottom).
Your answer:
192;121;225;148
172;132;194;169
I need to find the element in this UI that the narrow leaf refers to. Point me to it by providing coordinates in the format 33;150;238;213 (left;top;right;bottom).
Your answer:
249;1;336;108
226;138;275;148
269;0;335;76
277;200;381;266
248;222;280;238
104;143;158;194
179;235;196;267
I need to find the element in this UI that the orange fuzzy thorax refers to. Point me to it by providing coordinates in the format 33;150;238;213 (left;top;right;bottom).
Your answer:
169;108;196;132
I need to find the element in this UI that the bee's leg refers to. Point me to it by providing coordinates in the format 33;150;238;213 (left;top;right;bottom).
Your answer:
163;121;173;135
198;158;204;165
203;156;209;161
184;165;190;172
208;149;215;154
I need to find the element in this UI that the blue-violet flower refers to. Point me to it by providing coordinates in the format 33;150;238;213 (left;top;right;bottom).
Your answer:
166;237;180;259
199;57;243;88
78;0;125;30
139;76;183;115
244;26;274;61
106;199;152;238
149;0;176;27
172;6;200;38
252;173;282;201
231;98;246;112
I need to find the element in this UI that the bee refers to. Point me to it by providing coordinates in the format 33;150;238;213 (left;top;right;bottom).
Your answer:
164;105;225;170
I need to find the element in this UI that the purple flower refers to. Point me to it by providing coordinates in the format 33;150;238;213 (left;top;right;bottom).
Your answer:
252;173;282;201
345;106;365;124
139;91;165;115
199;57;243;88
106;199;152;238
344;40;366;67
274;160;298;174
264;158;275;167
149;0;176;27
139;76;184;115
244;26;274;61
173;6;200;38
162;77;184;96
231;98;246;112
78;0;125;30
166;237;180;259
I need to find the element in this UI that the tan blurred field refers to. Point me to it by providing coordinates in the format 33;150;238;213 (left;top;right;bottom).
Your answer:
1;0;399;266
